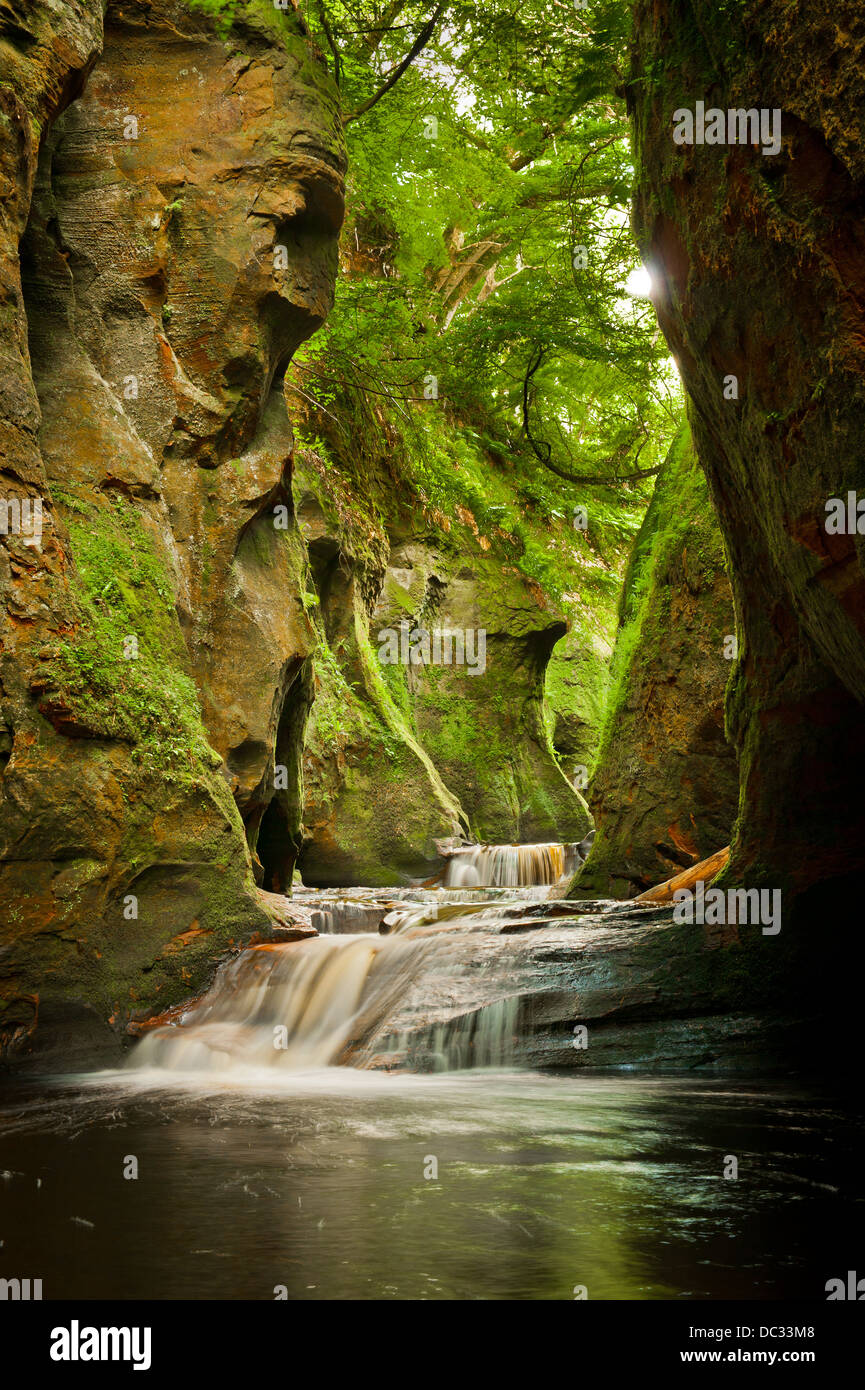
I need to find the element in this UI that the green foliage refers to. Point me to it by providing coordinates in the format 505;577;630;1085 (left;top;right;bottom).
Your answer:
185;0;305;46
595;423;704;739
185;0;239;36
206;3;688;812
296;0;683;495
51;495;218;781
309;631;360;747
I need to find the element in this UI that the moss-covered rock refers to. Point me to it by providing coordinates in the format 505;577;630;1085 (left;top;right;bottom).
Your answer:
291;390;598;884
382;539;591;846
0;0;346;1059
544;625;613;779
572;423;737;897
628;0;865;1035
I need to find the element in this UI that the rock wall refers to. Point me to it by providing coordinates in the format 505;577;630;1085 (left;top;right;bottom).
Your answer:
294;450;467;886
544;624;614;781
0;0;597;1057
573;424;737;897
400;543;589;848
628;0;865;1030
0;0;346;1058
293;420;593;887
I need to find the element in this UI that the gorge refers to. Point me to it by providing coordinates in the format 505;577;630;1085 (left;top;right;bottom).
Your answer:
0;0;863;1307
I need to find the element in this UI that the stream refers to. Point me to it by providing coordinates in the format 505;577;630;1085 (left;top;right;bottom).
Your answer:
0;844;861;1301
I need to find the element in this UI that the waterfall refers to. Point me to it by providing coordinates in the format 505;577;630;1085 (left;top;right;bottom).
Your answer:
131;934;432;1073
379;996;520;1071
129;839;591;1078
442;841;575;888
309;900;385;934
379;898;513;935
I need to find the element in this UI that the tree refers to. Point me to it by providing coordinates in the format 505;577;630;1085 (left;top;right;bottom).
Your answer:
293;0;682;500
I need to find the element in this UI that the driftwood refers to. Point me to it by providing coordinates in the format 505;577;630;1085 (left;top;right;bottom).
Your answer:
634;846;730;905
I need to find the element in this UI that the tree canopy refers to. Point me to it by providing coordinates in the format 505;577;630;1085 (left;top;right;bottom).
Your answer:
293;0;682;499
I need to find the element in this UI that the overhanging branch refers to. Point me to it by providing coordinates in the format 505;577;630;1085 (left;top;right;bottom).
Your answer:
521;348;660;485
343;5;445;125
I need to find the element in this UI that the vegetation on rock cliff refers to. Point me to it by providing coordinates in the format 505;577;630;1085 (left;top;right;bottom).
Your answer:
274;0;701;875
50;494;217;779
572;423;737;897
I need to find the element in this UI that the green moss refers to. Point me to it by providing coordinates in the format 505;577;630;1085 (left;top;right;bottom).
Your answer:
185;0;310;53
544;636;611;774
291;374;644;793
50;494;219;781
596;421;709;741
309;630;365;748
570;416;737;898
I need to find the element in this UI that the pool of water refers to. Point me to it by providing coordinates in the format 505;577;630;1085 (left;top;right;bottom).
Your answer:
0;1070;860;1300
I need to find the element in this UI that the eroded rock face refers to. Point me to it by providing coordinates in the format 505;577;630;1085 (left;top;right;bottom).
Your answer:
369;908;799;1074
630;2;865;909
390;538;590;848
0;0;345;1058
573;426;737;898
294;468;467;886
627;0;865;1045
293;449;591;887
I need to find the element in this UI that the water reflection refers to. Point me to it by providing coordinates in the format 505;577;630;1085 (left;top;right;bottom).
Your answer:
0;1072;860;1300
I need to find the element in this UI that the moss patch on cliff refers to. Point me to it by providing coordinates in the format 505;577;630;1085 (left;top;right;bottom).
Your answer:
48;493;219;780
571;422;737;897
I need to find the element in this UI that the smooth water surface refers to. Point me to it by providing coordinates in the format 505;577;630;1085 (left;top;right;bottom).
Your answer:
0;1070;860;1300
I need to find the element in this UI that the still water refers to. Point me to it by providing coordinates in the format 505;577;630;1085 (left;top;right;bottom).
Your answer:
0;1070;860;1300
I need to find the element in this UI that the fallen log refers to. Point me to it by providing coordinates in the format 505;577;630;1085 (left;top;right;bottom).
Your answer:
634;846;730;905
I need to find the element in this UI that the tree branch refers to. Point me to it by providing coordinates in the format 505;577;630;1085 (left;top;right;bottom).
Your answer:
522;348;660;485
539;457;661;486
352;1;411;61
522;346;552;465
315;0;341;86
343;4;445;125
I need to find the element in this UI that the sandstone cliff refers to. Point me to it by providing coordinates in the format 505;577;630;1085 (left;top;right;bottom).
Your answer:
291;397;595;886
0;0;346;1058
629;0;865;1024
0;0;602;1058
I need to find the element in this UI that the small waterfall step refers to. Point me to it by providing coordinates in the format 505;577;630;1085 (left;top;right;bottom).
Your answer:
440;837;591;888
128;834;606;1077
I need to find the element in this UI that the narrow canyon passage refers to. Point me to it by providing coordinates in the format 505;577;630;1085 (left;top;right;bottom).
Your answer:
0;0;863;1319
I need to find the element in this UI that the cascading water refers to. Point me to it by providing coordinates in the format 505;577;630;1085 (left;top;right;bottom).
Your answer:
381;995;520;1071
441;841;580;888
130;839;593;1078
308;900;385;934
132;933;433;1073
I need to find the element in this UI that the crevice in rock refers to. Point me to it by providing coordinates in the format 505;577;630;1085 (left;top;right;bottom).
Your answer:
254;657;315;894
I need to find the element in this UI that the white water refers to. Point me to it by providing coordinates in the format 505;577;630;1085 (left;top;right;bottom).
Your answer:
131;840;587;1078
132;934;432;1073
381;994;519;1071
130;921;527;1076
442;841;578;888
